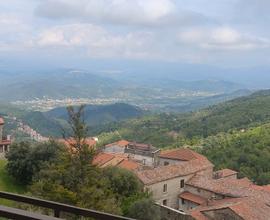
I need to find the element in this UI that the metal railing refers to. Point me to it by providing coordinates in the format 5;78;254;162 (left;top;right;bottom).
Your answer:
0;191;135;220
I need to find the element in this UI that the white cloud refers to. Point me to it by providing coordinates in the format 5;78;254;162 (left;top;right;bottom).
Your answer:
35;0;208;27
178;27;270;51
36;23;160;59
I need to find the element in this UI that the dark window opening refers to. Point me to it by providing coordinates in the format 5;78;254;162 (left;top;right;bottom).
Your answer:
181;199;185;205
180;179;185;188
163;199;167;206
163;184;167;193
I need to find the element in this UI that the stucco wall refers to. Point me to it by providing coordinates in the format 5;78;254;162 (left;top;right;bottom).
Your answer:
103;145;125;153
130;154;155;166
178;199;199;212
146;174;194;209
158;158;186;166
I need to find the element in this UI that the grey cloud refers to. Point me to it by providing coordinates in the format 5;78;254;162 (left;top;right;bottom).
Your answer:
35;0;212;27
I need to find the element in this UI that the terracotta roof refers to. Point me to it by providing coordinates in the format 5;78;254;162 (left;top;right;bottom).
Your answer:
93;152;141;171
127;142;158;152
0;140;11;145
0;117;4;125
58;137;96;153
191;197;270;220
92;153;115;166
186;175;253;197
159;148;207;161
179;192;207;205
117;160;141;171
105;140;130;148
214;169;238;178
135;158;213;185
187;175;270;205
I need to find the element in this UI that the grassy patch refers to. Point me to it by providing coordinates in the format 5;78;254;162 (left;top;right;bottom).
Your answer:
0;160;26;206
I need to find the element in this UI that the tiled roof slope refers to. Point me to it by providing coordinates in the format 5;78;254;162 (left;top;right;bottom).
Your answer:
92;153;115;166
191;197;270;220
187;175;270;204
92;152;142;171
105;140;130;148
136;158;213;185
118;160;141;171
159;148;207;161
188;175;270;220
179;192;207;205
214;168;238;178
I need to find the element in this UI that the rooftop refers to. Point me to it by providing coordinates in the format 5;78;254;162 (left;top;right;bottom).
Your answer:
127;142;158;152
179;192;207;205
0;140;11;145
92;153;115;166
135;158;213;185
159;148;208;161
117;160;141;171
187;174;270;220
191;197;270;220
105;140;130;148
58;137;97;153
213;168;238;179
92;152;142;171
0;117;4;125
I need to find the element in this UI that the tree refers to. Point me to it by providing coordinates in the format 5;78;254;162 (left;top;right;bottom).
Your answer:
28;105;150;217
103;167;143;199
126;198;161;220
30;106;122;215
6;140;63;185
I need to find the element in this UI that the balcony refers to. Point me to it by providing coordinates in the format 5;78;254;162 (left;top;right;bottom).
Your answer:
0;191;135;220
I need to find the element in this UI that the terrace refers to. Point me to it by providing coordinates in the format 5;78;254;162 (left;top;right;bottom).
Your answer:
0;191;135;220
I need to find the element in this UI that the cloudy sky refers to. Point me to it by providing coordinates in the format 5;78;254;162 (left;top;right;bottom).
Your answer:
1;0;270;68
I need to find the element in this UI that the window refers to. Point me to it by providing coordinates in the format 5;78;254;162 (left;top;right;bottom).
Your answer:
181;198;185;205
163;184;167;193
163;199;167;206
142;159;146;165
180;179;185;188
164;161;169;166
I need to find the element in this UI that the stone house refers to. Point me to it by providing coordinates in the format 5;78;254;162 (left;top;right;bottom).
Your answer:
0;117;11;157
135;148;270;220
103;140;129;153
124;142;160;166
135;155;213;208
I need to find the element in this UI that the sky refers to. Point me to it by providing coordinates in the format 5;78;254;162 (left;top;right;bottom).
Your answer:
1;0;270;69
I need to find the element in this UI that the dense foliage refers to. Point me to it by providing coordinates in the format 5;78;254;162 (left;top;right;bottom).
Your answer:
6;140;63;184
6;106;156;219
201;123;270;185
96;90;270;148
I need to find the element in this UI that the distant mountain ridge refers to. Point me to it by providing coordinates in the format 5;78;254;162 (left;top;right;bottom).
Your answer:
94;89;270;148
21;103;144;137
0;68;246;101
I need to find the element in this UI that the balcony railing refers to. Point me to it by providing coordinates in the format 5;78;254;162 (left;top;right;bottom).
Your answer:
0;191;135;220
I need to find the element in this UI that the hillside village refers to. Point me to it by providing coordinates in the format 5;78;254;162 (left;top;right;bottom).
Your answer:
0;116;270;220
93;140;270;220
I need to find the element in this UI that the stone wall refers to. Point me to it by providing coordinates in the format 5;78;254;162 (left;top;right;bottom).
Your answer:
146;174;194;208
155;204;195;220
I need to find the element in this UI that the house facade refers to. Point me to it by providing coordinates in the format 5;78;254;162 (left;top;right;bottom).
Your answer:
0;117;11;157
135;148;270;220
124;142;160;166
136;153;214;209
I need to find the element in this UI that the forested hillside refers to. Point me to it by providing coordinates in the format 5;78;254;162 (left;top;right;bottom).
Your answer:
0;103;144;138
95;90;270;184
201;123;270;184
96;90;270;148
